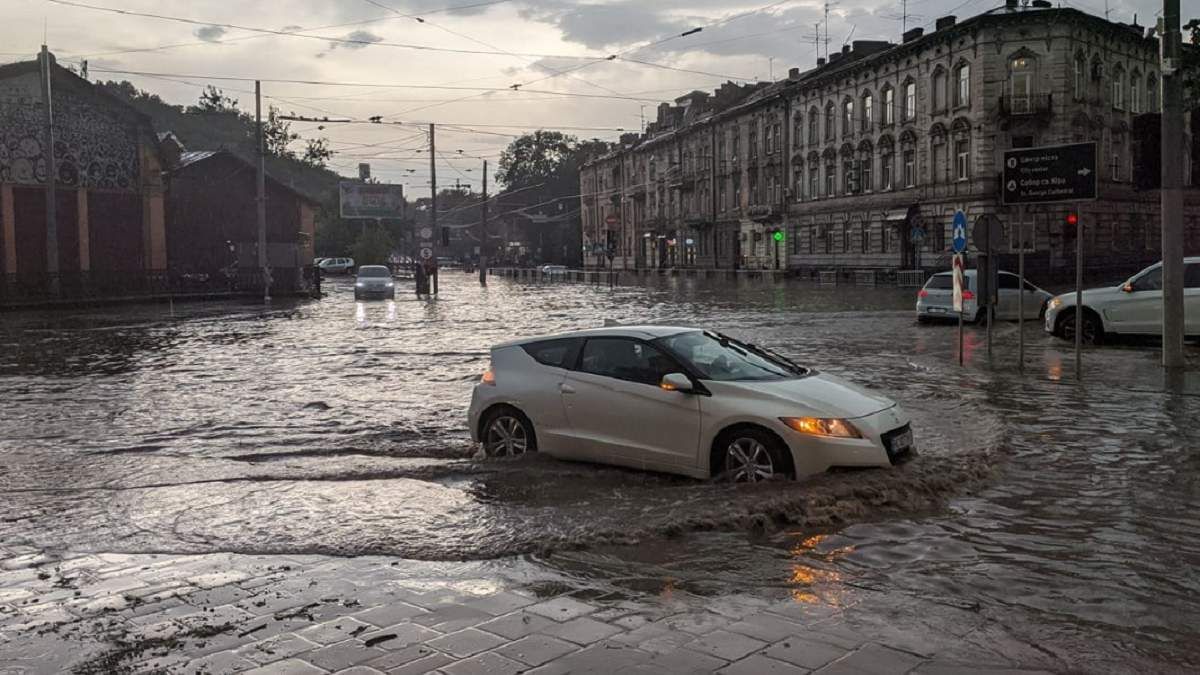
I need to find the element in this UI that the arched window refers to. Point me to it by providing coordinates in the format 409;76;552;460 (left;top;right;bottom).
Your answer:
840;143;856;194
807;151;821;199
929;123;947;185
902;79;917;122
899;129;918;187
823;147;837;196
954;61;971;107
878;135;895;190
842;97;855;137
793;111;803;148
861;91;873;132
793;157;804;200
881;85;895;126
1147;73;1159;113
858;139;874;192
1010;54;1036;112
1073;53;1087;101
931;67;947;113
824;102;836;141
1112;65;1126;110
808;106;819;145
951;118;971;182
1130;69;1142;114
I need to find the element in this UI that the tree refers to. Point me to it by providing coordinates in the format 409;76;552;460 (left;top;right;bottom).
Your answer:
262;106;300;160
190;85;239;114
496;130;577;190
351;226;395;266
301;137;334;168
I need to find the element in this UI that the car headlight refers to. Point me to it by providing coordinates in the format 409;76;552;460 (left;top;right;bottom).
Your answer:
386;281;394;287
780;417;862;439
355;282;364;287
1048;297;1062;311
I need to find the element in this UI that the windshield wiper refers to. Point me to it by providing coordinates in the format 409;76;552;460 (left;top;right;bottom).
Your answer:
713;332;808;376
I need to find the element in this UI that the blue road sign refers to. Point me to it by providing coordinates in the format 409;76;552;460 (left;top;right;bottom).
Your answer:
952;211;968;253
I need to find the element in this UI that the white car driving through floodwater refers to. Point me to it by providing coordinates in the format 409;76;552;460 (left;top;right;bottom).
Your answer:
468;326;915;482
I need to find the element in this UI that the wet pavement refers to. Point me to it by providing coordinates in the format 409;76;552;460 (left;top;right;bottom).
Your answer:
1;271;1199;673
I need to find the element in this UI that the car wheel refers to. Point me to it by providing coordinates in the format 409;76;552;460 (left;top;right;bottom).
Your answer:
718;428;791;483
481;407;536;457
916;315;931;325
1059;309;1102;345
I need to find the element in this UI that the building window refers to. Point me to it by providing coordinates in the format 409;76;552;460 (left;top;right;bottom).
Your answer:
719;180;726;211
825;103;836;141
861;223;871;253
764;124;773;155
903;149;916;187
882;86;895;126
773;123;782;153
931;68;946;112
1010;56;1034;112
881;152;893;190
733;175;742;206
860;153;873;192
955;63;970;107
825;159;836;196
881;224;891;253
808;107;819;144
793;113;803;147
794;166;804;201
1112;66;1125;110
1074;54;1086;101
730;129;739;162
931;140;945;184
843;99;854;136
861;92;873;132
955;139;969;181
903;81;916;121
1130;70;1141;114
809;166;819;199
749;127;758;160
843;160;855;195
1148;74;1159;113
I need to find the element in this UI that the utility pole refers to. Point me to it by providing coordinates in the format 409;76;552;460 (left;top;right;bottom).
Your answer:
479;159;488;286
1160;0;1185;369
39;46;59;298
429;123;438;295
255;80;269;303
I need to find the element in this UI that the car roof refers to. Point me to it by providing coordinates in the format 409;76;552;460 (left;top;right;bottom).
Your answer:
493;325;698;349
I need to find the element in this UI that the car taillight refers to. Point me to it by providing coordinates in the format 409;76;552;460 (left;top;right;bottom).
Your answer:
480;368;496;385
917;289;928;298
962;290;975;300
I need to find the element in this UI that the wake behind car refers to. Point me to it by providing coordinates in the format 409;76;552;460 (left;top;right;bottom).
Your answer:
1044;258;1200;343
354;265;396;300
468;326;914;482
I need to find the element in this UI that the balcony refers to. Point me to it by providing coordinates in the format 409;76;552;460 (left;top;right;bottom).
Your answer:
999;93;1052;117
746;204;780;223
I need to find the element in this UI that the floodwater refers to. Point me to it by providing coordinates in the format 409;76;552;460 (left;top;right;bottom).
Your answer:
2;272;1199;670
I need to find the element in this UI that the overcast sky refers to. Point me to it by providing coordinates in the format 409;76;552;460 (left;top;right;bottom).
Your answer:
4;0;1166;187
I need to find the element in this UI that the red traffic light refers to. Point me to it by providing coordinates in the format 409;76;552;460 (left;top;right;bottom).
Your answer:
1065;213;1079;226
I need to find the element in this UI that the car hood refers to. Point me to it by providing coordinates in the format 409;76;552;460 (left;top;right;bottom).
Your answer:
1053;285;1123;306
710;372;896;419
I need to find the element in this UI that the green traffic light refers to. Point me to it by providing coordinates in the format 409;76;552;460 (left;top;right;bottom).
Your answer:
772;230;784;242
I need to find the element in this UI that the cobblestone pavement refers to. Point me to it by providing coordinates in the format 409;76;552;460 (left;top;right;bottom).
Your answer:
0;546;1065;674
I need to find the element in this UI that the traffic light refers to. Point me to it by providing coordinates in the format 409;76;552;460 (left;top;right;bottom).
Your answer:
1065;213;1078;227
772;229;784;242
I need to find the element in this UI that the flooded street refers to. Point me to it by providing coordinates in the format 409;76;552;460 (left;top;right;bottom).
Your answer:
3;272;1200;672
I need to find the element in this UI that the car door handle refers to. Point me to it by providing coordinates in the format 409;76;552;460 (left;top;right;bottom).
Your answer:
560;383;576;394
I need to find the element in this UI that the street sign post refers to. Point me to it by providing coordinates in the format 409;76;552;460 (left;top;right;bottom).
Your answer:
952;211;968;253
419;247;433;261
1002;142;1097;205
953;253;966;367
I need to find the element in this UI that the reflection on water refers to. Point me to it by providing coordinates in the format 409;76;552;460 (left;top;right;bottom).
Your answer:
2;273;1199;669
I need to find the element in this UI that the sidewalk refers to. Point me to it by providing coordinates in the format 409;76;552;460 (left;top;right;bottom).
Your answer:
0;545;1059;674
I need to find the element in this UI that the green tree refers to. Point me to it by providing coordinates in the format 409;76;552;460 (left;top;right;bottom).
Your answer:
189;85;239;114
301;137;334;168
351;226;395;266
263;106;299;159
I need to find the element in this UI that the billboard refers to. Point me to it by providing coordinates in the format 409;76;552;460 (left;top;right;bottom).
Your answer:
339;182;404;219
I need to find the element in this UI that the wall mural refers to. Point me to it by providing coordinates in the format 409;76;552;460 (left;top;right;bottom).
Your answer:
0;73;140;191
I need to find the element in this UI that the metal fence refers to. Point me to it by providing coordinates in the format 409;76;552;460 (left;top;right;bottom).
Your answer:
0;268;307;306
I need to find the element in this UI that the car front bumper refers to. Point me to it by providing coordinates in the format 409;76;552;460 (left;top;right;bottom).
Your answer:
777;404;915;476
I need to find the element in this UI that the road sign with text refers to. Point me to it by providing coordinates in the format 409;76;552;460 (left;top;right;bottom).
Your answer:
1002;142;1097;205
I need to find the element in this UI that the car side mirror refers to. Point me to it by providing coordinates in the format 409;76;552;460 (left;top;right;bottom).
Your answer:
660;372;694;393
1122;282;1134;293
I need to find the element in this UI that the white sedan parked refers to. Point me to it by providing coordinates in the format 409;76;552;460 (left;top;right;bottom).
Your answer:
1044;257;1200;343
468;326;915;482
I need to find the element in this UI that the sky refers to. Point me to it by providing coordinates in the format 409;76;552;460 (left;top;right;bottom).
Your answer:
3;0;1168;188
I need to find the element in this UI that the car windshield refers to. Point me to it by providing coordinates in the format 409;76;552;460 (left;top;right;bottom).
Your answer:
656;331;801;382
358;266;390;278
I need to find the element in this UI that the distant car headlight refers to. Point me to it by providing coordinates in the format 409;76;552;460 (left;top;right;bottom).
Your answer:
355;281;364;287
780;417;862;439
386;281;394;287
1048;297;1062;311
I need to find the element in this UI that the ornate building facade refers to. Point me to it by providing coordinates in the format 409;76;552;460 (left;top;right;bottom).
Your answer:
581;5;1198;280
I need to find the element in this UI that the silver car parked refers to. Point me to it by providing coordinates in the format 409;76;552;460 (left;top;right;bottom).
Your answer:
917;270;1052;323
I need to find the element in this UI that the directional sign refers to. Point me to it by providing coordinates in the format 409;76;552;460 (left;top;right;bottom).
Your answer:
1002;142;1097;205
419;247;433;260
952;211;968;253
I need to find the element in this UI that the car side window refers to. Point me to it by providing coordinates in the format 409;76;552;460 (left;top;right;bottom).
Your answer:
1131;267;1163;292
998;274;1020;290
1023;281;1039;292
1185;265;1200;289
579;338;680;386
521;338;579;369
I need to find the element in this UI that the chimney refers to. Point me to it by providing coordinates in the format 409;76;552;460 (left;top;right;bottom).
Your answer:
902;27;924;43
935;15;957;31
841;44;850;55
817;57;826;67
788;67;800;79
1005;0;1018;9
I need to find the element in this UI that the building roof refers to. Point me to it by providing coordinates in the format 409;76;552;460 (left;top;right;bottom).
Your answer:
0;53;153;128
169;149;319;205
